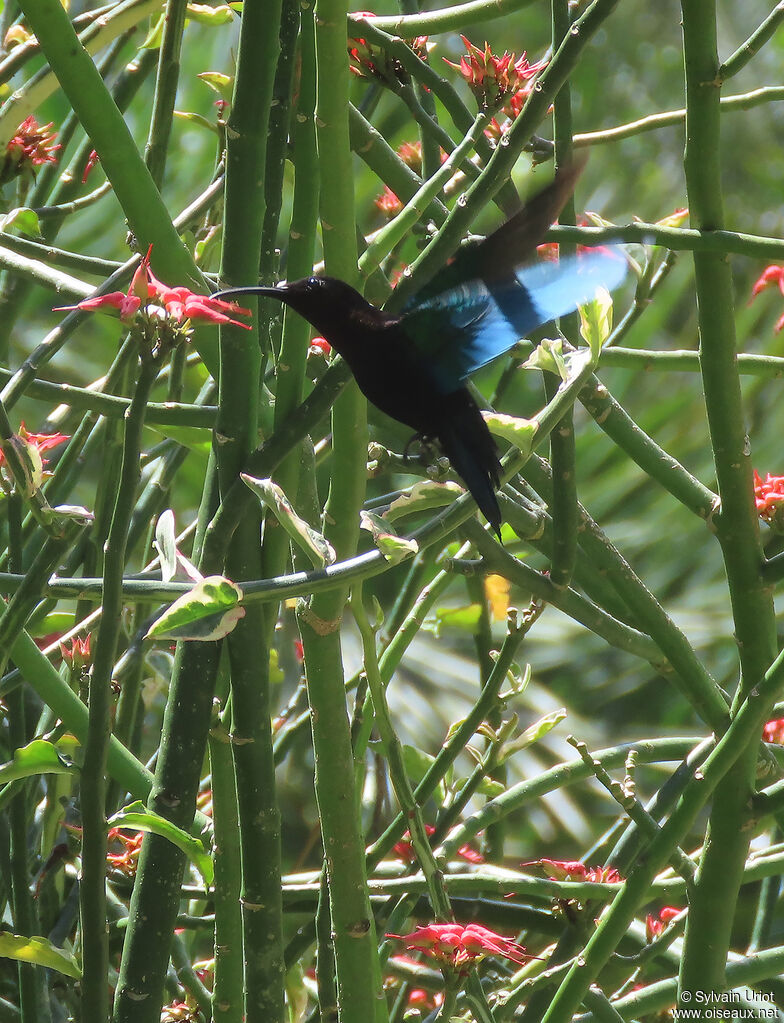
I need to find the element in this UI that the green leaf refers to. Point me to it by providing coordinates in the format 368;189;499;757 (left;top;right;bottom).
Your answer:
241;474;335;569
385;480;464;521
28;610;74;639
187;3;235;23
483;411;537;456
155;508;178;582
359;510;418;564
197;71;234;99
498;709;567;766
521;337;568;379
0;739;76;784
422;604;482;637
0;206;42;237
172;110;221;136
146;575;245;641
108;801;213;886
579;287;614;357
141;12;165;48
401;745;436;786
0;932;80;978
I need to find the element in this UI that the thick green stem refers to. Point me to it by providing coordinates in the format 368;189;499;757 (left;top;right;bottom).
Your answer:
678;0;777;1005
80;354;159;1022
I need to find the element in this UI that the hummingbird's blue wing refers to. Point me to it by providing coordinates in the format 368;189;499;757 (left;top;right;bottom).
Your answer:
402;249;627;393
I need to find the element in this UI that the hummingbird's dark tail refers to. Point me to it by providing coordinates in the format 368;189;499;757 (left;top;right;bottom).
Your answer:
437;394;502;539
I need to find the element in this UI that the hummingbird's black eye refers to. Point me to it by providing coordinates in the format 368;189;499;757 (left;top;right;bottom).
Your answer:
307;276;322;289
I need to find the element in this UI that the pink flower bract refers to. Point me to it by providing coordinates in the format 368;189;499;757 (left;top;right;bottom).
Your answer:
55;246;252;330
387;922;530;973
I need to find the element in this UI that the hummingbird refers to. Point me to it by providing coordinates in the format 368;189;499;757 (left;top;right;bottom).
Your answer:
213;164;625;535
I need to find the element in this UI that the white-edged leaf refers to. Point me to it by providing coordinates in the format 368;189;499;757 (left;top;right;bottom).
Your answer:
385;480;464;522
483;411;537;455
0;206;42;238
155;510;178;582
146;576;245;642
242;474;335;568
360;511;418;564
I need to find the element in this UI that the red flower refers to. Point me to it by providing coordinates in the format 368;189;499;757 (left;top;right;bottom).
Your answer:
60;633;91;671
106;829;144;877
408;988;444;1009
763;718;784;744
393;825;484;864
444;37;547;107
16;423;69;459
309;336;332;356
751;264;784;299
750;265;784;332
375;185;403;216
2;115;60;182
525;859;623;883
81;149;100;184
645;906;681;941
387;922;530;974
348;11;428;80
55;246;252;330
0;423;69;495
161;1001;201;1023
753;470;784;524
293;639;305;661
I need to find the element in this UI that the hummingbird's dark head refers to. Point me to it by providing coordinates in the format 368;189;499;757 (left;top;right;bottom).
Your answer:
271;275;380;347
211;275;384;355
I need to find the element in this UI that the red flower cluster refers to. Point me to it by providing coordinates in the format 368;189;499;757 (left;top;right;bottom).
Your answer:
60;634;92;672
374;141;450;216
444;37;547;108
0;423;69;467
393;825;484;864
160;1001;200;1023
375;185;403;216
526;858;623;883
1;115;60;183
645;906;680;942
106;828;144;877
753;470;784;526
348;11;427;81
387;922;530;974
750;264;784;332
763;718;784;744
56;246;251;331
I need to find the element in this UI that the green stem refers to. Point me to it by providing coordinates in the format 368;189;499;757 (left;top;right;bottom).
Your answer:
80;353;159;1022
209;709;245;1023
718;3;784;81
298;0;385;1018
218;0;285;1018
678;0;777;1005
144;0;188;187
363;0;536;38
549;220;784;259
572;86;784;147
352;585;452;920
